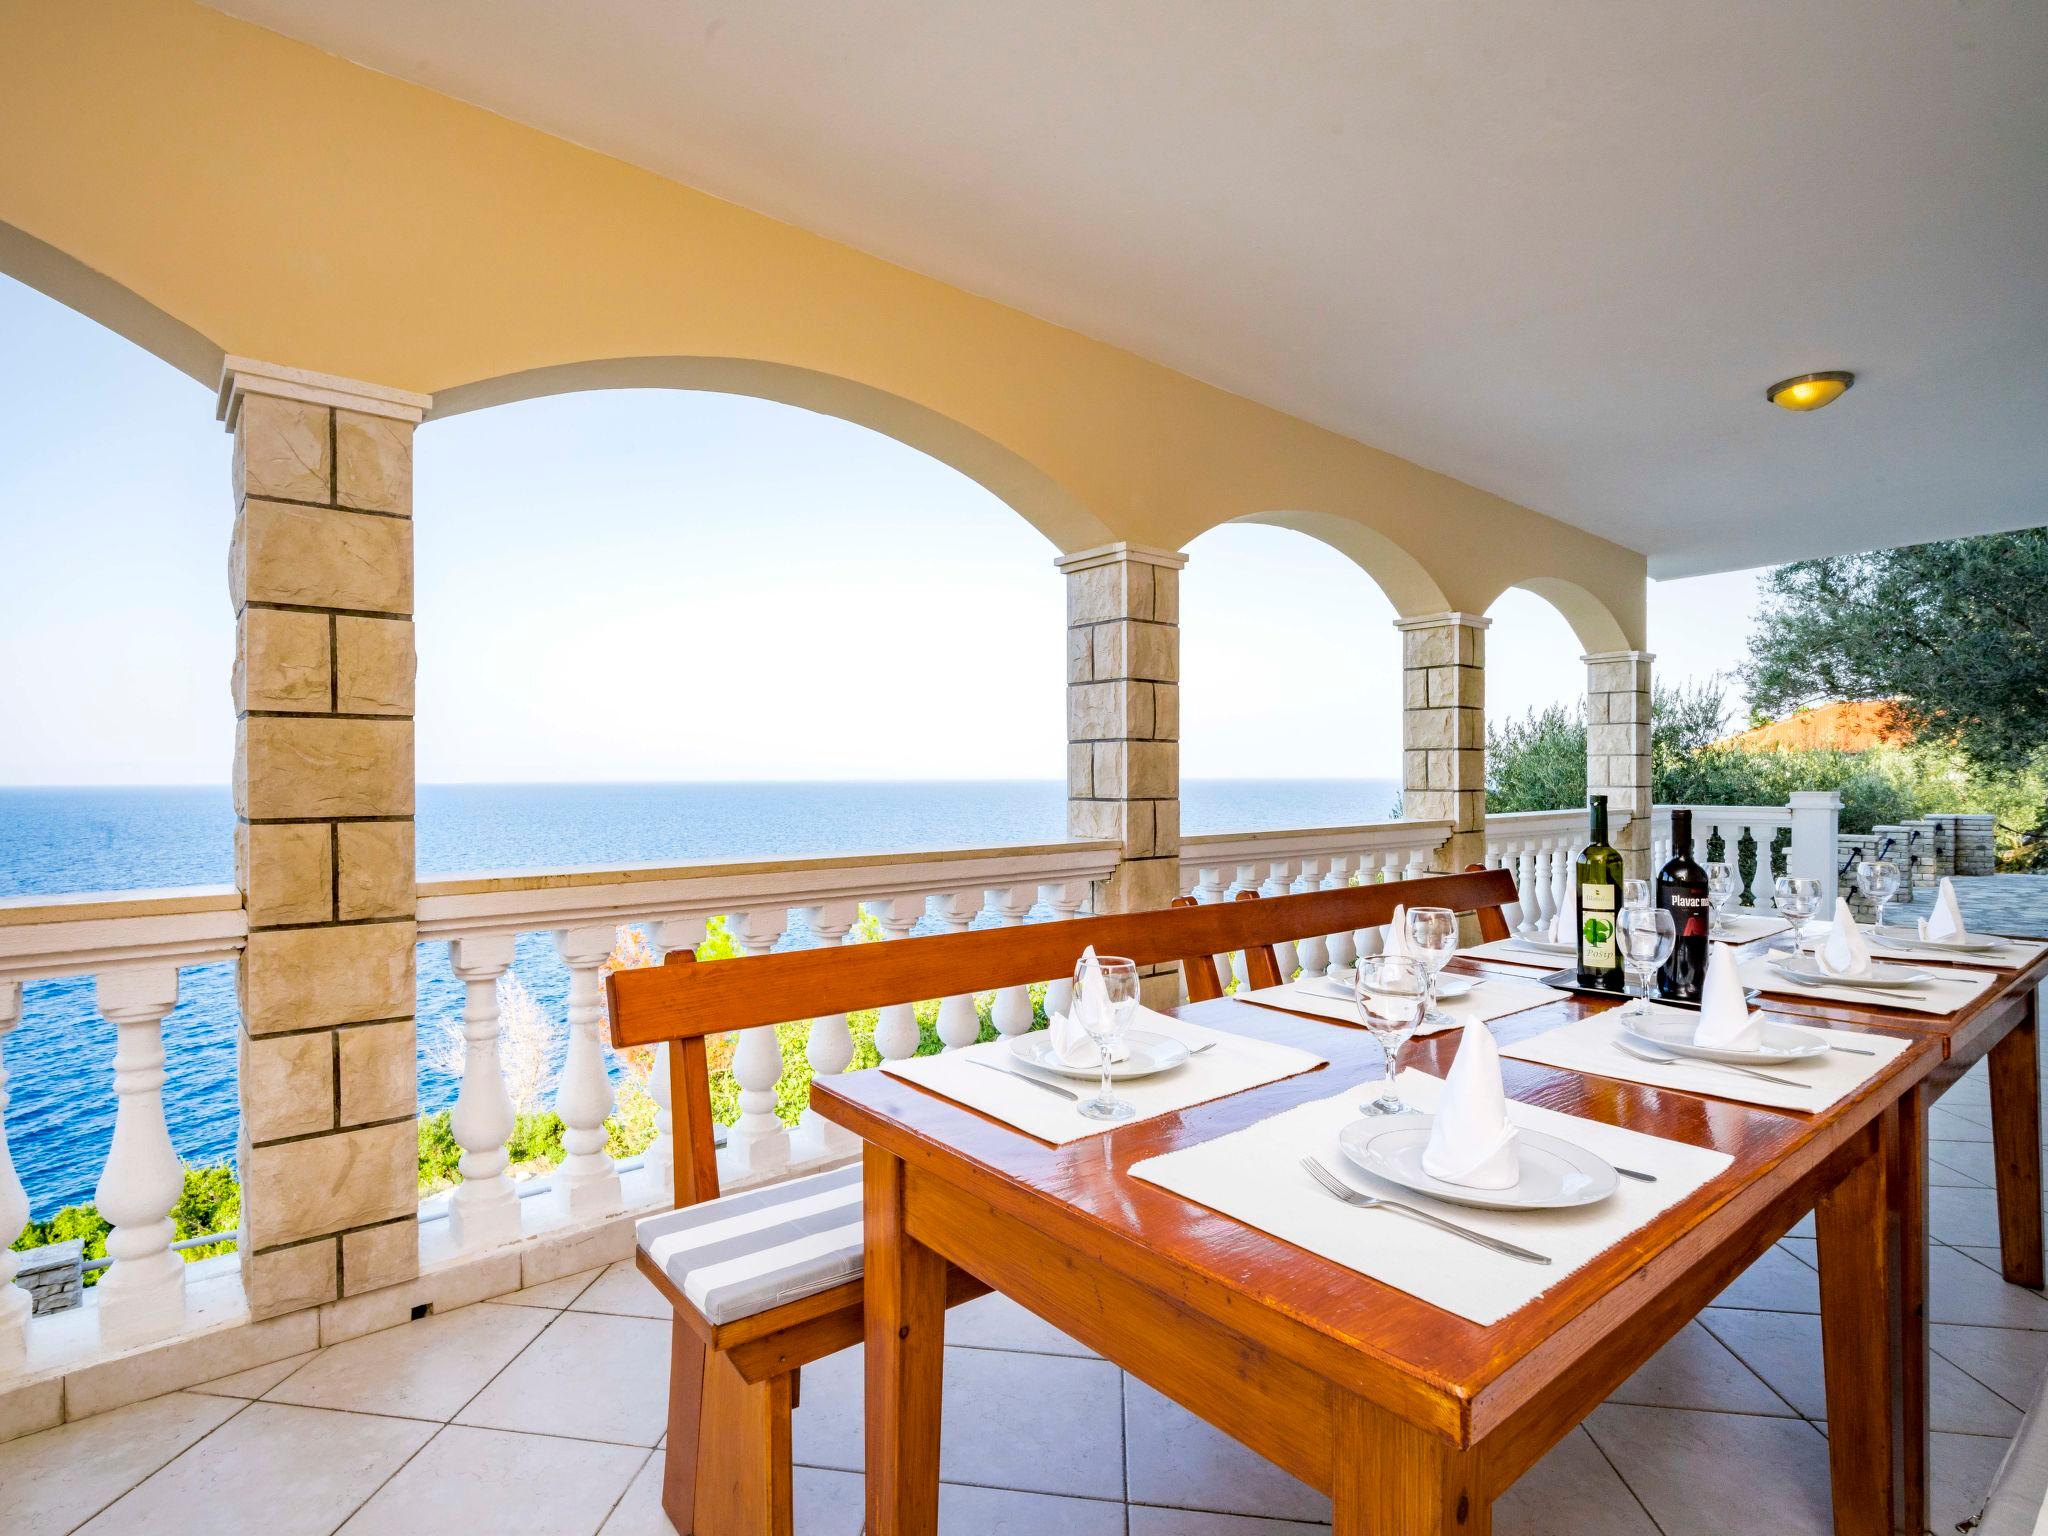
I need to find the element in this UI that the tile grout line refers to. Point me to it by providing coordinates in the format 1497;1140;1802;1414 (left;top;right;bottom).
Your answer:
1687;1315;1809;1421
1576;1421;1671;1536
63;1396;257;1535
594;1445;659;1533
322;1418;453;1534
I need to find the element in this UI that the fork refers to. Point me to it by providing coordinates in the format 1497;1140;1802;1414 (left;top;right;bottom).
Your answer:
1298;1156;1551;1264
1614;1038;1809;1090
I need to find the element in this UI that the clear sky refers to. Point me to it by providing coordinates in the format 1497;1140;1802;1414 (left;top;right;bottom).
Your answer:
0;274;1762;785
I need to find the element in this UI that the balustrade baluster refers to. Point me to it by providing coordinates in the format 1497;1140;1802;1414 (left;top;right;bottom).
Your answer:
1190;865;1228;904
645;916;710;1202
864;898;926;1062
1291;859;1327;978
795;901;861;1159
0;982;26;1370
1258;861;1299;978
1039;882;1089;1015
932;892;984;1049
1323;856;1358;975
94;966;186;1345
986;886;1036;1036
725;910;793;1172
446;933;521;1250
550;925;625;1220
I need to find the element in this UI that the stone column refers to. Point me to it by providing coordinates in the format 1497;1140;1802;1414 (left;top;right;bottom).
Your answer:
1060;542;1184;1009
1396;613;1489;873
223;357;430;1319
1585;650;1654;881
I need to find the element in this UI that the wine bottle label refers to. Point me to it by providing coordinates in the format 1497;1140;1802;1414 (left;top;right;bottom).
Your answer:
1581;884;1618;966
1667;891;1710;937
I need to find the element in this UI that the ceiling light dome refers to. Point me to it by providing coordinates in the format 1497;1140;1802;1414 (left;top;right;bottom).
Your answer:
1766;371;1855;412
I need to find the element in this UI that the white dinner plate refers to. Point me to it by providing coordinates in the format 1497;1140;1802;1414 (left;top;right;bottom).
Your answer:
1006;1027;1190;1080
1621;1013;1830;1065
1509;936;1577;956
1767;959;1933;990
1870;926;2006;955
1337;1114;1619;1211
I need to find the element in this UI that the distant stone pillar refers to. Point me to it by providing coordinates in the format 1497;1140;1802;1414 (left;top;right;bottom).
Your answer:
223;358;430;1319
1060;542;1184;1009
1396;613;1490;872
1585;650;1654;881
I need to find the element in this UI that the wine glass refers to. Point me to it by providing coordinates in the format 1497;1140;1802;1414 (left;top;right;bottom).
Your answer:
1705;862;1739;935
1353;955;1428;1115
1856;859;1902;930
1406;906;1459;1027
1623;878;1653;911
1616;907;1676;1015
1075;954;1140;1122
1772;875;1823;953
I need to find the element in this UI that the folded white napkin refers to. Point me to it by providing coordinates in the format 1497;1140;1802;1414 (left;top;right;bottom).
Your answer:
1420;1021;1521;1188
1048;946;1128;1067
1382;903;1417;960
1920;878;1967;942
1692;944;1762;1051
1816;897;1874;977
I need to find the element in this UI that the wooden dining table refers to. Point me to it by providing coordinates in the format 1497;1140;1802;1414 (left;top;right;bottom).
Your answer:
812;979;1939;1535
1707;928;2048;1536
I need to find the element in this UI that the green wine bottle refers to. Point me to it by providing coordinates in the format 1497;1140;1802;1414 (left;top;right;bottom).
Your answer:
1576;795;1625;989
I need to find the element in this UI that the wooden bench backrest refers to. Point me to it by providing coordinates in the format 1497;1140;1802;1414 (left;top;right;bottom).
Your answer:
604;866;1519;1205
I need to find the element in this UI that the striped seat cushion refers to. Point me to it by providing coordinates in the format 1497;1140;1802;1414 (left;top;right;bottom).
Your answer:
636;1164;864;1326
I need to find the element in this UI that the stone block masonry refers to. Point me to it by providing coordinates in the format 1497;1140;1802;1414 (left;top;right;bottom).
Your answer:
1061;543;1185;1010
1398;613;1489;873
221;359;430;1317
1584;650;1654;881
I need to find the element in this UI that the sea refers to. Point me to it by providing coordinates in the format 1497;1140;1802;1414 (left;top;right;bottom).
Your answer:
1;779;1397;1216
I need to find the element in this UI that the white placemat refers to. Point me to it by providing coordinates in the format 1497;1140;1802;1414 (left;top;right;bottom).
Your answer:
1804;930;2048;970
1129;1069;1733;1325
879;1008;1325;1146
1710;911;1810;945
1457;937;1569;968
1740;957;1996;1016
1498;1004;1913;1112
1238;973;1566;1036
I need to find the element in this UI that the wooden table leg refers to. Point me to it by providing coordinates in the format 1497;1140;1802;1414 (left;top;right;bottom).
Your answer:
1816;1125;1894;1536
864;1144;947;1536
1990;991;2045;1289
1330;1392;1488;1535
1886;1085;1929;1536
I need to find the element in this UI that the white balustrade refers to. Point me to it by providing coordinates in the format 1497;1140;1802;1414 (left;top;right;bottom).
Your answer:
1290;860;1327;978
93;965;187;1346
931;890;986;1050
1257;861;1299;978
644;914;709;1200
0;981;27;1371
800;901;861;1158
1038;882;1089;1016
864;898;926;1062
550;924;625;1220
446;933;521;1250
985;885;1036;1037
723;909;794;1177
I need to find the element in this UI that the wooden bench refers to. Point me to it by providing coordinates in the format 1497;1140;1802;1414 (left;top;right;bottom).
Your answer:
1173;866;1519;1002
602;867;1514;1535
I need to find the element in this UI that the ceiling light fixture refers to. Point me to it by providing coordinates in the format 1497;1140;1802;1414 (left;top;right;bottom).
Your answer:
1765;370;1855;412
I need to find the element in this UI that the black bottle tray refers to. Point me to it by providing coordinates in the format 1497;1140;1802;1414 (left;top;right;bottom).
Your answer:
1533;968;1757;1013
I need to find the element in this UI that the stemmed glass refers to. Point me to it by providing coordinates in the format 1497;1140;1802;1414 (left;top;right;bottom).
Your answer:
1772;875;1823;954
1616;907;1676;1016
1353;954;1428;1115
1856;859;1902;931
1705;862;1739;935
1406;906;1459;1028
1075;954;1140;1122
1623;878;1653;912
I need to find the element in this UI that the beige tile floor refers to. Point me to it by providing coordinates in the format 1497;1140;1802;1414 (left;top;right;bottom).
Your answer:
5;1060;2043;1535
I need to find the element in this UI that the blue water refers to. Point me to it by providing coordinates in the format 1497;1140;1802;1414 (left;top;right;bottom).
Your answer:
1;779;1397;1215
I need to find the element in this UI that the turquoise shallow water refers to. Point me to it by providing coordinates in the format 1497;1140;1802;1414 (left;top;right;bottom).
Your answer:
1;778;1397;1214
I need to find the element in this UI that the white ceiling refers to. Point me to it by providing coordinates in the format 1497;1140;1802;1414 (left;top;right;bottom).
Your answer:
210;0;2047;577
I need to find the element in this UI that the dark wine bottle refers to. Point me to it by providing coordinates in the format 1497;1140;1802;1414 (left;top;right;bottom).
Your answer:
1656;808;1711;1002
1575;795;1625;989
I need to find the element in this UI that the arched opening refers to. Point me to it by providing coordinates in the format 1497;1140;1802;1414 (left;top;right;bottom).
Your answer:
1179;519;1407;831
0;269;235;1227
